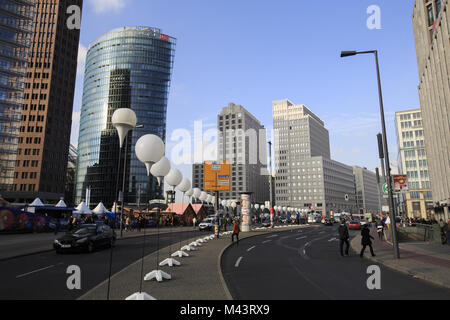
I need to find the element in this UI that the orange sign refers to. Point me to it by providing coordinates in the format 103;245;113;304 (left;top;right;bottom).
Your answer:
203;161;231;191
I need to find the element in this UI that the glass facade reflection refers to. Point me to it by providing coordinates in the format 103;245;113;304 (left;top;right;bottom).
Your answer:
75;27;176;207
0;0;35;191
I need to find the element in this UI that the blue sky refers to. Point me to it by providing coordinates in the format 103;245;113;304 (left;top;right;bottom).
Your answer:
72;0;420;181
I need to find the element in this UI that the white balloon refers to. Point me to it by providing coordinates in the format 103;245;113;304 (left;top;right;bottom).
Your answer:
193;188;201;199
135;134;165;175
112;108;137;148
186;188;194;197
231;202;237;209
254;204;260;210
165;168;182;187
199;192;208;202
177;178;191;193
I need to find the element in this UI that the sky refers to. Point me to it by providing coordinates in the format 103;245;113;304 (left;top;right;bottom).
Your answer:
71;0;421;184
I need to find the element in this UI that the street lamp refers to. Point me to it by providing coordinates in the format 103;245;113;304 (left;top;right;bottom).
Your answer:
171;177;191;260
150;156;171;186
340;49;400;259
125;133;164;301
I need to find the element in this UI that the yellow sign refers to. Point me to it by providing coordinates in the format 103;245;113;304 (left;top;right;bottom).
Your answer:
204;161;231;191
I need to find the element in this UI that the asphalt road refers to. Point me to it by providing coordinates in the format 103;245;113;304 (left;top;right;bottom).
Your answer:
0;229;204;300
221;225;450;300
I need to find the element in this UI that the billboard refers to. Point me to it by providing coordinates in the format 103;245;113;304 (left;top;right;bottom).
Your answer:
204;161;231;191
393;175;408;193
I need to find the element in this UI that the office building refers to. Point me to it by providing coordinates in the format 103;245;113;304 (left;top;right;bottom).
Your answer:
0;0;35;194
273;99;357;215
3;0;83;204
412;0;449;219
75;27;176;208
217;103;269;204
353;166;382;215
395;109;434;219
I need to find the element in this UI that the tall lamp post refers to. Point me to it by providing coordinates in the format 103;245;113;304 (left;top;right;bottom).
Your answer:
340;50;400;259
112;108;137;236
125;134;165;300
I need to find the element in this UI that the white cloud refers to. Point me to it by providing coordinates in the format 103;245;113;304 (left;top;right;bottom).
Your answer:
77;44;88;76
88;0;129;14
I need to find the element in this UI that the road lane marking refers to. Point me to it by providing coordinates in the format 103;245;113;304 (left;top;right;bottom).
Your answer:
16;265;55;279
296;236;307;240
247;246;256;252
319;231;326;234
235;257;243;267
328;238;337;242
262;240;272;244
266;235;278;239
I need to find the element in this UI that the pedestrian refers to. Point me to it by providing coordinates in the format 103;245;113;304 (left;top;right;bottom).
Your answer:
338;220;350;257
444;219;450;245
54;218;61;235
232;218;240;245
360;224;376;258
193;217;197;228
222;216;227;232
125;216;131;232
376;219;384;240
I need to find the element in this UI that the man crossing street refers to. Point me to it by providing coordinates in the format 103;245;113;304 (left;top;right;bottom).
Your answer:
338;220;350;256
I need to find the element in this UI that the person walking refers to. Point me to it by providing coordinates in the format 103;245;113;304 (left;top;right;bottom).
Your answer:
376;219;384;240
222;216;228;232
193;217;197;229
360;224;376;258
232;218;240;245
338;220;350;257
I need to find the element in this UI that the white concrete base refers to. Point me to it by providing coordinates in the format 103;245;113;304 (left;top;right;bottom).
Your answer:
144;270;171;282
196;238;206;243
172;250;189;257
203;237;210;242
181;245;196;251
159;258;181;267
125;292;157;300
190;241;202;247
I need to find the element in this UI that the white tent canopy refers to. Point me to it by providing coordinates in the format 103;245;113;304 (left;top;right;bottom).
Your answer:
29;198;44;207
74;201;92;215
55;199;67;208
93;202;109;215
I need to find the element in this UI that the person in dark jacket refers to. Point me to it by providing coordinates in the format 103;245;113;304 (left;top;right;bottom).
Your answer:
338;220;350;256
360;224;376;257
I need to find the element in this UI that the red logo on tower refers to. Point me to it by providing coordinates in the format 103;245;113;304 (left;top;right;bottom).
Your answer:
160;34;169;41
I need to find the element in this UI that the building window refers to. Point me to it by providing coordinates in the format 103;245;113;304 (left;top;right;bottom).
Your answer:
427;4;434;26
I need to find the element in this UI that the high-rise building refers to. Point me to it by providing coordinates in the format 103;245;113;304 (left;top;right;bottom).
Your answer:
412;0;449;220
395;109;434;219
217;103;269;204
3;0;83;204
75;27;176;208
353;166;382;215
0;0;35;194
192;163;204;190
273;99;357;215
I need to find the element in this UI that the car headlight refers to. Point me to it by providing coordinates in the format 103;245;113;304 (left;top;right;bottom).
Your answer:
76;238;88;244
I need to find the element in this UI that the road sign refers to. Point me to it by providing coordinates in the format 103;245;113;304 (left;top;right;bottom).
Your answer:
204;161;231;191
382;183;388;195
393;175;408;193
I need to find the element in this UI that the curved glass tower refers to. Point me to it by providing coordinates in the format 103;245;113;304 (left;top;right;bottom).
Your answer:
75;27;176;207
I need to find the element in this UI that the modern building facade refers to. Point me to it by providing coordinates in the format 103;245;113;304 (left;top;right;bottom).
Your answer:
217;103;269;204
3;0;83;204
395;109;434;219
75;27;176;208
412;0;449;220
0;0;35;194
273;99;357;215
353;166;382;215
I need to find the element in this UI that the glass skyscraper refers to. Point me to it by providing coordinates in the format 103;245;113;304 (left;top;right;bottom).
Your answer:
0;0;35;192
75;27;176;207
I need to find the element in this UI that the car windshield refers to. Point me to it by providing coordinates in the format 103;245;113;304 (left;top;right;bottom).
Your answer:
351;221;359;224
73;226;96;235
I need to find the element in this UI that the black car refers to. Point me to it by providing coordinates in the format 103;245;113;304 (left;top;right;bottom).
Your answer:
54;224;116;253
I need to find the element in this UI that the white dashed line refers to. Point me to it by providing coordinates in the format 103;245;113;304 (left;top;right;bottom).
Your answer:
296;236;307;240
16;265;55;279
262;240;272;244
247;246;256;252
235;257;243;267
266;235;278;239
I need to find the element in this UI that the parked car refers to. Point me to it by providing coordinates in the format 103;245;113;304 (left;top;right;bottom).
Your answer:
348;220;361;230
54;224;116;253
199;218;215;231
324;218;333;226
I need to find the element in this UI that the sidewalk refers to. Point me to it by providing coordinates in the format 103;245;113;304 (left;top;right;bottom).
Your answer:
0;226;199;261
79;225;306;300
350;227;450;289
